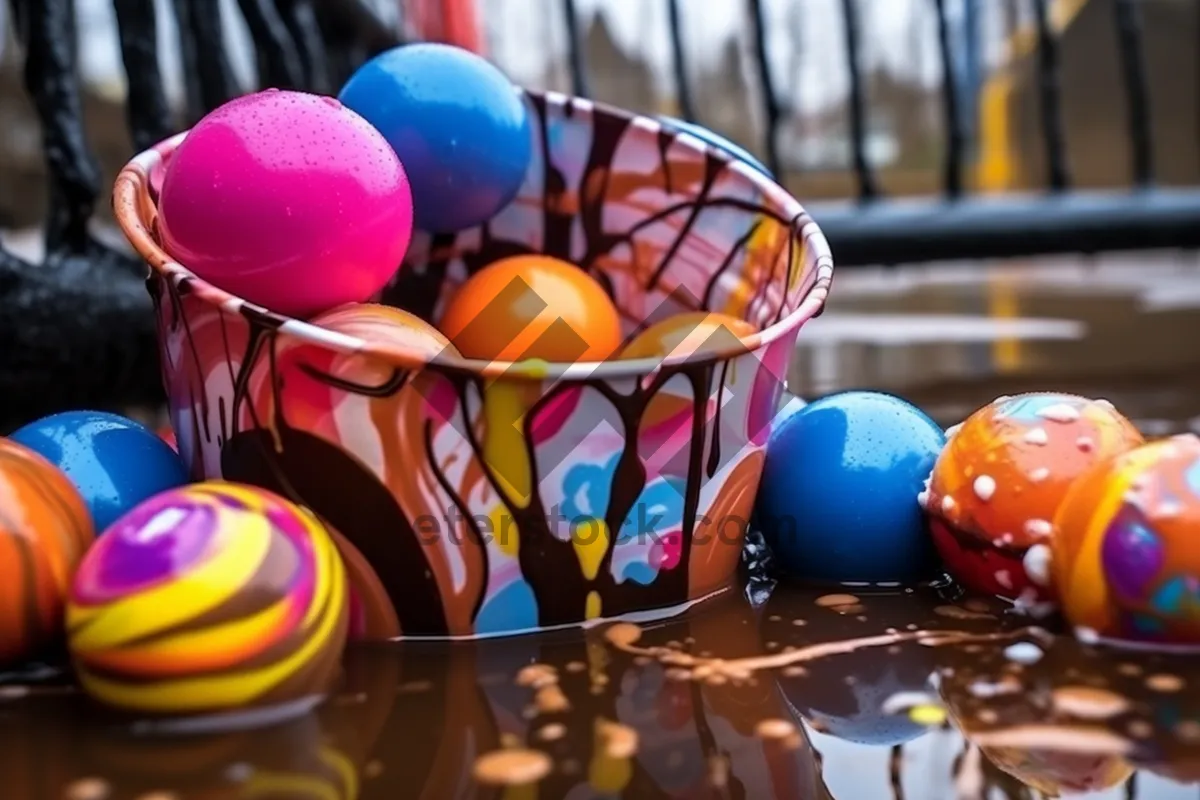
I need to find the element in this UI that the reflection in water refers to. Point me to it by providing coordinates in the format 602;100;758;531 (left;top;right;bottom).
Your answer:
762;588;941;747
333;589;833;798
936;613;1200;798
0;591;827;799
4;584;1200;798
0;687;358;799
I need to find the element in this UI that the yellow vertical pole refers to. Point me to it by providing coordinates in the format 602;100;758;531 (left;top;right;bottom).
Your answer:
976;73;1019;194
978;31;1024;372
976;0;1092;373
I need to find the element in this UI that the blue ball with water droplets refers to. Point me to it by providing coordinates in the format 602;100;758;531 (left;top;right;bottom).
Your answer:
756;391;945;584
339;43;533;234
9;411;190;533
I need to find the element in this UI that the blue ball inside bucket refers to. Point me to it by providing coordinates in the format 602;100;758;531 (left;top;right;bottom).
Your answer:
9;410;190;533
756;391;945;584
659;116;774;180
339;43;534;234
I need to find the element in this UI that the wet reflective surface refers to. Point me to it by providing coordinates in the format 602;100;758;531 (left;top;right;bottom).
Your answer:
791;252;1200;438
7;583;1200;799
4;253;1200;799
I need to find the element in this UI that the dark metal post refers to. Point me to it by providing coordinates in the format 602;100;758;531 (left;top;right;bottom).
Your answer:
236;0;307;89
1031;0;1070;191
840;0;878;201
561;0;590;98
960;0;982;150
113;0;174;152
13;0;103;252
665;0;695;122
175;0;241;114
934;0;964;197
1113;0;1154;186
747;0;783;177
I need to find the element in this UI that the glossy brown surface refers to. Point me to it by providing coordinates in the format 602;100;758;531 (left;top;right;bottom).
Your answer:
3;256;1200;799
6;584;1200;799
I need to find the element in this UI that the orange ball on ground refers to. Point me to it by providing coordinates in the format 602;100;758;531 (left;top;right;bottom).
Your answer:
437;255;621;363
620;311;756;360
922;393;1143;604
0;439;95;665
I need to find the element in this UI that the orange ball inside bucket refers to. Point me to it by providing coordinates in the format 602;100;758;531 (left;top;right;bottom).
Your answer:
620;312;757;360
437;255;622;363
114;92;832;640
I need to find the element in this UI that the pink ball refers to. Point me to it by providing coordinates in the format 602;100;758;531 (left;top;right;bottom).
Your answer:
158;89;413;318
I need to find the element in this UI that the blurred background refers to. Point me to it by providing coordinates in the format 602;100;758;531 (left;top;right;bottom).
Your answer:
4;0;1199;198
2;0;1199;432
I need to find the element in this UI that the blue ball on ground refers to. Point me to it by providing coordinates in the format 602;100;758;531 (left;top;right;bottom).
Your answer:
659;116;774;180
339;43;533;234
756;391;945;584
9;410;190;533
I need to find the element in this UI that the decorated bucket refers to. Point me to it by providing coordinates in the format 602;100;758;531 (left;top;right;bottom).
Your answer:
113;90;833;640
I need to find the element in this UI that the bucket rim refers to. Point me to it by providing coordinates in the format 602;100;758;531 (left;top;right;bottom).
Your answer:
113;90;834;382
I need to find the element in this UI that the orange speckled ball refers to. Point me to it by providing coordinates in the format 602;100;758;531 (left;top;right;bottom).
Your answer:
437;255;621;363
619;311;756;360
1052;434;1200;644
922;393;1143;602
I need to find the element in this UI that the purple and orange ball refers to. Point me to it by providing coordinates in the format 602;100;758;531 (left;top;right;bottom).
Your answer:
1052;434;1200;645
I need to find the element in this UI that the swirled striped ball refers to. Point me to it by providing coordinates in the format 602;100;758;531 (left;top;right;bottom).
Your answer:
66;481;349;717
1053;434;1200;644
0;439;95;665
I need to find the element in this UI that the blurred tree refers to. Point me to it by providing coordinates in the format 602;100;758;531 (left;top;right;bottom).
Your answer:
585;10;655;115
